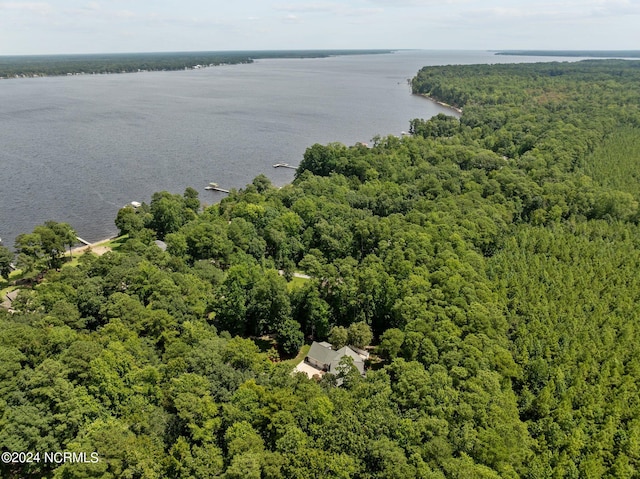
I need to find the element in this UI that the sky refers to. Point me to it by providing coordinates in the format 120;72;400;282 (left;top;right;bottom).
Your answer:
1;0;639;55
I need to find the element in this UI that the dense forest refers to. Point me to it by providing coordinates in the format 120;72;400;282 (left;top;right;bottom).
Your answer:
2;59;640;478
0;50;391;79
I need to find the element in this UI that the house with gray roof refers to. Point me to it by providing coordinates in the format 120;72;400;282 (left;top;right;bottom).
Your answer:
2;289;19;313
294;341;366;379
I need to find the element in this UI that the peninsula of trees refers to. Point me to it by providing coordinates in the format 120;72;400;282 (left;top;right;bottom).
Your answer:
2;59;640;478
0;50;392;79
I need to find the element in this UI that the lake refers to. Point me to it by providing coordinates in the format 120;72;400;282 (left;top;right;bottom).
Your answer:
0;50;582;247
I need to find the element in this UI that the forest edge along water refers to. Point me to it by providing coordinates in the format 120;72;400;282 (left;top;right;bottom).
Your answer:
0;50;597;248
3;57;640;478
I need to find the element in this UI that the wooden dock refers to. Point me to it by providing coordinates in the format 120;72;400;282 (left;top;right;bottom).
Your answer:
273;163;297;169
76;237;92;246
205;186;230;193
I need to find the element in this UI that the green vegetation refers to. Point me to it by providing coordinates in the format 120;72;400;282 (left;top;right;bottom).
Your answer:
14;221;76;279
0;245;13;280
496;50;640;58
0;50;392;79
583;126;640;196
286;275;308;292
2;59;640;478
96;235;128;252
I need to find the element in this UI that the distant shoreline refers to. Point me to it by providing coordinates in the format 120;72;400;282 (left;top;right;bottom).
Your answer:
0;49;394;80
494;50;640;58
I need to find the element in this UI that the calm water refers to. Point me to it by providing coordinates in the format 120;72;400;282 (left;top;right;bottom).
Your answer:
0;50;581;246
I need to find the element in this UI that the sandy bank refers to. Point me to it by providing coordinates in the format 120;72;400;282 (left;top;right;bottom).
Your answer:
418;94;463;115
69;237;116;257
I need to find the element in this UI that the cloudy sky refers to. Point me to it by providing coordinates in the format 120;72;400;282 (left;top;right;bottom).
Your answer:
1;0;638;55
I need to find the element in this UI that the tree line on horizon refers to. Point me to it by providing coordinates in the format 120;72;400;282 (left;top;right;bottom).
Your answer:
2;59;640;478
0;50;392;79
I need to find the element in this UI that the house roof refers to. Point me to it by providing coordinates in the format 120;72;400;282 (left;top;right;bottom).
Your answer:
330;346;365;375
335;346;362;362
307;341;336;366
306;341;365;376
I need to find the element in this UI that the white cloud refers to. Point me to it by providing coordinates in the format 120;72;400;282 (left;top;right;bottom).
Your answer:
589;0;640;16
1;0;638;55
450;0;640;27
274;2;341;13
274;2;383;16
0;1;51;15
364;0;468;5
282;13;301;23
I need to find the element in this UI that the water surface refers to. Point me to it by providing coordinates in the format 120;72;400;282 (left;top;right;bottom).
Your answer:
0;50;583;246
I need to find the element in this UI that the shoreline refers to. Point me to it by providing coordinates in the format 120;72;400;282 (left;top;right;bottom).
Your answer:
0;61;251;81
0;49;394;81
416;93;463;115
68;236;118;257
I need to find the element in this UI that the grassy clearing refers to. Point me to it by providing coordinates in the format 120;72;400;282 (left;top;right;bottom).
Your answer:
251;335;310;365
0;284;14;300
1;270;25;305
282;344;311;366
62;235;127;268
75;234;128;253
286;275;310;292
1;269;26;294
101;235;128;251
63;258;81;269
